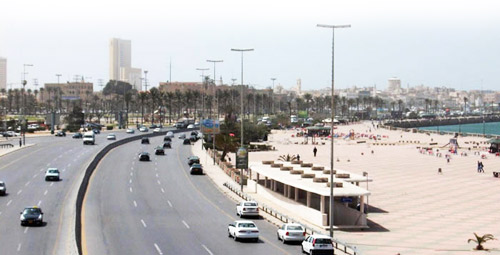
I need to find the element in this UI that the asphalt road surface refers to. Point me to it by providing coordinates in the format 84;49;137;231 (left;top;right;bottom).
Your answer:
84;132;303;255
0;130;143;255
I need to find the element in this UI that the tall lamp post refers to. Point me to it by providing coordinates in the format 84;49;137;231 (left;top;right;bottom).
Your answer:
22;64;34;145
207;60;223;165
231;48;254;191
271;78;276;114
317;23;350;238
196;68;210;120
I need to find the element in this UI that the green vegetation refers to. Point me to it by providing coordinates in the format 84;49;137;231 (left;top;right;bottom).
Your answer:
468;233;496;250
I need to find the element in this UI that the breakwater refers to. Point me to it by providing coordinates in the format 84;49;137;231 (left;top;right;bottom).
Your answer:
385;115;500;129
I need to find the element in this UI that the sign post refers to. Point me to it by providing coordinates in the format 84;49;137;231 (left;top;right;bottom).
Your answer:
236;146;248;191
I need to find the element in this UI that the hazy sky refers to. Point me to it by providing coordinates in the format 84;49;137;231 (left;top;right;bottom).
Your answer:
1;0;499;92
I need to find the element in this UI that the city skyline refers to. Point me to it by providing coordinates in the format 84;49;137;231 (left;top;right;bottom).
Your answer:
1;0;499;91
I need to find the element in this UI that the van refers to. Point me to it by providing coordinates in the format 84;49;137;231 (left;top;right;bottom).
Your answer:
83;131;95;145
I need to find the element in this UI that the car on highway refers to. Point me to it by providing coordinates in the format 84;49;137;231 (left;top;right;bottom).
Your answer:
106;133;117;140
301;234;334;255
0;181;6;195
20;206;44;226
55;131;66;137
141;137;150;144
155;146;165;155
178;133;186;139
149;124;158;129
189;134;198;142
236;201;259;218
153;127;161;133
163;136;172;142
162;141;171;149
92;129;101;134
228;220;259;242
139;126;149;132
166;131;174;138
72;132;83;139
83;131;95;145
183;138;191;145
45;168;60;181
189;163;203;175
126;128;135;134
139;152;150;161
188;156;200;166
3;131;20;137
277;223;306;243
187;124;195;129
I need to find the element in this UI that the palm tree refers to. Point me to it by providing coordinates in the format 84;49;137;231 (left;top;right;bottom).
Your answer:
468;233;496;250
138;91;148;124
303;93;313;115
397;99;404;112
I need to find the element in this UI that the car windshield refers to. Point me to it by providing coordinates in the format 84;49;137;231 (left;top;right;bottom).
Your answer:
48;170;58;173
0;183;4;187
23;208;41;215
84;135;93;138
238;223;256;228
315;238;332;244
287;225;303;231
244;202;257;206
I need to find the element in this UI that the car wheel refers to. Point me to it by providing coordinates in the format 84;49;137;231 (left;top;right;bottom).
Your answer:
228;230;232;238
277;233;280;241
233;233;238;241
254;238;258;242
282;237;286;244
302;245;307;254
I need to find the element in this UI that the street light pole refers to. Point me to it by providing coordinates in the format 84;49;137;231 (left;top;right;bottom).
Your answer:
196;68;210;120
207;60;223;165
317;23;350;238
231;48;254;191
22;64;33;145
56;74;62;84
271;78;276;114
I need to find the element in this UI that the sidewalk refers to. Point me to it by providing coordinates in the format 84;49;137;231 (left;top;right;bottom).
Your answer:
191;141;352;255
0;143;36;157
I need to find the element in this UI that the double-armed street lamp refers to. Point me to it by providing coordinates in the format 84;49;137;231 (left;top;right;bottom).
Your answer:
317;23;350;237
207;60;223;165
21;64;34;145
271;78;276;114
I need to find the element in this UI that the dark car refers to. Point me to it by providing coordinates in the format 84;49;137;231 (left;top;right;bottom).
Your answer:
163;136;172;142
149;124;158;129
141;137;150;144
190;131;198;136
190;164;203;175
92;129;101;134
72;132;83;138
20;207;43;226
139;152;150;161
55;131;66;137
163;141;171;149
155;147;165;155
189;135;198;142
183;138;191;145
188;156;200;166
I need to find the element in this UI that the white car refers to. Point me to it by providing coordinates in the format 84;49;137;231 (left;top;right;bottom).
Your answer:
166;131;174;138
0;181;6;195
187;124;195;129
301;234;334;254
139;126;149;132
236;201;259;218
277;223;306;243
106;133;116;140
126;129;135;134
178;133;186;139
5;131;20;137
227;220;259;242
45;168;60;181
153;128;161;133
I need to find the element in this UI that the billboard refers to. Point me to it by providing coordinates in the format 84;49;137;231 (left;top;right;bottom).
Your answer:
201;119;220;134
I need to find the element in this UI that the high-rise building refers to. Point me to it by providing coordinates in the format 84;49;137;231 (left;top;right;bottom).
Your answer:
388;77;401;92
120;67;142;91
0;57;6;90
109;38;132;81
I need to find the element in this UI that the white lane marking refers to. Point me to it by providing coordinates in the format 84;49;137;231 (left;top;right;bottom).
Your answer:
161;188;165;193
40;168;44;172
133;201;137;207
157;180;161;185
141;219;147;228
46;163;50;167
50;182;54;187
0;211;2;216
73;159;77;162
33;174;38;179
167;200;172;207
155;162;158;165
6;200;12;206
37;200;42;206
24;227;29;234
131;166;134;170
62;168;66;172
155;167;157;171
24;181;30;186
182;220;190;229
130;172;133;177
129;187;133;193
155;173;159;178
129;179;132;184
17;243;21;252
17;190;22;195
154;243;163;255
67;163;71;167
132;161;135;165
44;190;48;196
202;245;214;255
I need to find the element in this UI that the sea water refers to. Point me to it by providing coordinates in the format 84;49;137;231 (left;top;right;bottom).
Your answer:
418;121;500;136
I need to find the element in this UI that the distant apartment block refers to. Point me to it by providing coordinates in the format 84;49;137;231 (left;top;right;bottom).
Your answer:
120;67;142;91
388;77;401;92
109;38;142;90
0;57;6;90
41;82;94;102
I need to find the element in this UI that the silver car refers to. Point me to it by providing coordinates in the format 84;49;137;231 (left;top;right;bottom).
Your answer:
0;181;6;195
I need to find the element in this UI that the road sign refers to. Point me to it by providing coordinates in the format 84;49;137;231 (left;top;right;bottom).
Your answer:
201;119;220;134
236;147;248;169
340;197;353;203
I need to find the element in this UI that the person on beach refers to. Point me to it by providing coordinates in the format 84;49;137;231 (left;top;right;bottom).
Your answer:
313;147;317;157
477;161;481;173
479;161;485;173
438;168;442;174
297;154;300;161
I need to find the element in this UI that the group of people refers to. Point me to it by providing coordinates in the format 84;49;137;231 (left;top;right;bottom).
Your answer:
477;161;485;173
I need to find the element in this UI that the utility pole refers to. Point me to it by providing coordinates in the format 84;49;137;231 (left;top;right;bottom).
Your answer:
169;58;172;83
271;78;276;114
196;68;210;120
207;60;223;165
22;64;33;145
317;23;351;238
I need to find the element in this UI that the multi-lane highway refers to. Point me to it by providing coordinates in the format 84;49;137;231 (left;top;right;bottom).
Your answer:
0;131;140;255
84;132;301;255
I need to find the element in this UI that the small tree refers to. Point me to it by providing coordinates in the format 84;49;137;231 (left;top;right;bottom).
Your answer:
278;154;297;162
468;233;496;250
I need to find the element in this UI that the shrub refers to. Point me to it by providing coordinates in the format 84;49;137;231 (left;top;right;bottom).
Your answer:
107;125;114;130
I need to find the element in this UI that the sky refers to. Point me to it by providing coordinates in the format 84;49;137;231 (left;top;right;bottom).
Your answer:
1;0;499;92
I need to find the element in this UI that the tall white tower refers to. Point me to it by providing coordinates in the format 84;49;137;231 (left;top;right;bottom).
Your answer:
109;38;132;81
388;77;401;92
0;57;6;91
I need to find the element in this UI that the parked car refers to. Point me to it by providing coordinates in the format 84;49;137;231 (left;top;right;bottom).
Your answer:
190;164;203;175
55;131;66;137
106;133;116;140
45;168;60;181
141;137;150;144
139;152;150;161
0;181;6;195
126;129;135;134
236;201;259;218
155;146;165;155
183;138;191;145
277;223;306;243
163;141;171;149
72;132;83;139
227;220;259;242
188;156;200;166
301;234;334;255
20;207;44;226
